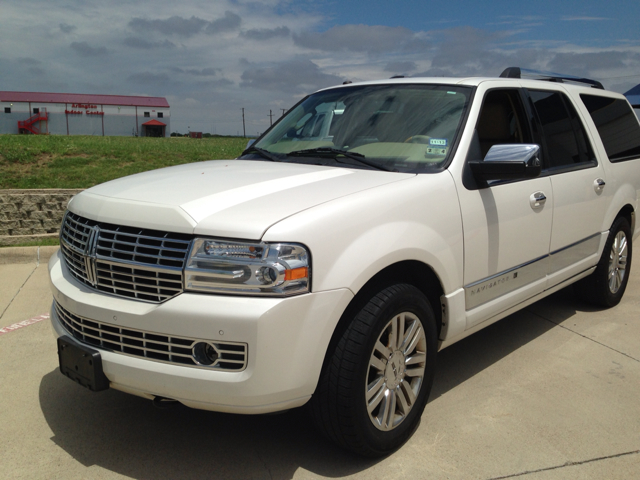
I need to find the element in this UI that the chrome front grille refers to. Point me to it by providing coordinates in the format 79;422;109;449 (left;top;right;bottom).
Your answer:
60;212;192;303
55;301;248;371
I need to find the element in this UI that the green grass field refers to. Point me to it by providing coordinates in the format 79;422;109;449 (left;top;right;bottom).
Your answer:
0;134;248;189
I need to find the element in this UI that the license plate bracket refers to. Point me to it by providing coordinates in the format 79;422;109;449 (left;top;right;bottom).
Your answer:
57;336;109;392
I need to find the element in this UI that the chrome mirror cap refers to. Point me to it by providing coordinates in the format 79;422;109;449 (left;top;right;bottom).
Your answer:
484;144;540;165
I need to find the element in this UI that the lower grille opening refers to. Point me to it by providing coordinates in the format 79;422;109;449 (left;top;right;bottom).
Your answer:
55;301;248;371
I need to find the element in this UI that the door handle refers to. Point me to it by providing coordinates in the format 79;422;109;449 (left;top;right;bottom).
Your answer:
530;191;546;209
594;178;606;193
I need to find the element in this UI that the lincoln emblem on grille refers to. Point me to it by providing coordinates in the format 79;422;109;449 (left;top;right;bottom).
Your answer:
84;225;100;286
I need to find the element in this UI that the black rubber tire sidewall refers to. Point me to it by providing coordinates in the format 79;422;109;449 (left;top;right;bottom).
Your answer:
576;216;632;308
312;283;438;457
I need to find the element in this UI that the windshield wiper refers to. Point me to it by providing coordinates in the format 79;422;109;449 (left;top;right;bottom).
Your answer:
287;147;396;172
241;145;285;162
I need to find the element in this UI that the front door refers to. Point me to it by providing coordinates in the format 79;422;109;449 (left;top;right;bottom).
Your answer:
456;87;554;328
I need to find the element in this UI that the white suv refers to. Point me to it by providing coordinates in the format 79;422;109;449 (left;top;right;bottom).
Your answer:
49;68;640;456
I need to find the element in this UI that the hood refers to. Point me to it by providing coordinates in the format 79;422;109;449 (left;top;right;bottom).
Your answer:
69;160;413;239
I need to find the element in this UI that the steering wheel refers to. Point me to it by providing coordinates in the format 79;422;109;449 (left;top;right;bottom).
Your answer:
404;135;431;144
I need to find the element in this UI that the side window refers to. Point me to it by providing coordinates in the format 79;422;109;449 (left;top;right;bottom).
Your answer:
580;94;640;162
476;89;531;158
4;107;10;114
144;111;150;118
528;90;595;170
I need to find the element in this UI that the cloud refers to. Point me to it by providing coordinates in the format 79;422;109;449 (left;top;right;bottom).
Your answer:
421;27;512;76
195;78;234;88
384;61;417;73
124;37;176;49
128;72;171;84
129;16;208;37
242;26;290;41
293;24;429;55
16;57;40;65
561;16;611;21
548;51;640;78
2;1;638;136
59;23;76;34
128;12;241;38
28;67;46;76
204;11;241;35
70;41;107;57
240;59;343;93
169;67;219;76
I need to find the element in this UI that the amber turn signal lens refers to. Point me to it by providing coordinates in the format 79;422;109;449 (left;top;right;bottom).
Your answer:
285;267;308;281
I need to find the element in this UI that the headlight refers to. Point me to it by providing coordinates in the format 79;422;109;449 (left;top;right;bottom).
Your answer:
185;239;310;296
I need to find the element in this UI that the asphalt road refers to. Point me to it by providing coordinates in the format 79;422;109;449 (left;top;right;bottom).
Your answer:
1;247;639;479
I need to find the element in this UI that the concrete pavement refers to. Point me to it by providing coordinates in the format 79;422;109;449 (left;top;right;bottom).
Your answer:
0;246;638;479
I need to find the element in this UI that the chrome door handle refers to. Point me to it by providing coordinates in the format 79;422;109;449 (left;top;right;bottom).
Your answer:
594;178;606;192
530;191;546;209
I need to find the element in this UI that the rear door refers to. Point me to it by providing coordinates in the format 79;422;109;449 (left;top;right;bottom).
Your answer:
526;88;609;287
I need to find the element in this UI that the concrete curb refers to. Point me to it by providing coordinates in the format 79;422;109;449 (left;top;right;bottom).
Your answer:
0;246;59;265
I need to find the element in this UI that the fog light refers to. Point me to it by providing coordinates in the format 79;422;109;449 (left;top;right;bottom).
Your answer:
192;342;219;366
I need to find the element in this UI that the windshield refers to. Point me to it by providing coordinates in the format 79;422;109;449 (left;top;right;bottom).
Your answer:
247;84;472;173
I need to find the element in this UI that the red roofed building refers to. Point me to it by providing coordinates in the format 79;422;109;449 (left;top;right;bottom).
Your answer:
0;91;170;137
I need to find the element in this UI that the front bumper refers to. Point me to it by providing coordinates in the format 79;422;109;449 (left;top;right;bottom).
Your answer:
49;250;352;414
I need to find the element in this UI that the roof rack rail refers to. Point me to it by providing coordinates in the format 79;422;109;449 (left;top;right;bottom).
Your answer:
500;67;604;90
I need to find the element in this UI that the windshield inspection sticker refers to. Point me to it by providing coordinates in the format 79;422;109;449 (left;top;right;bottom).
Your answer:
425;147;448;156
430;138;448;146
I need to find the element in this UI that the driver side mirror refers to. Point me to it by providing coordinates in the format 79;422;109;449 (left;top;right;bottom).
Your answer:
469;144;541;185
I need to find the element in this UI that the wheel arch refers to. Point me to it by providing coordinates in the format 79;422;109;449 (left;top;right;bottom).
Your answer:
314;260;444;391
603;177;638;238
614;204;635;234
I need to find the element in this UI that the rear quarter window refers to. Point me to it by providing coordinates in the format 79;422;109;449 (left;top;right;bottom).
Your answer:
580;94;640;162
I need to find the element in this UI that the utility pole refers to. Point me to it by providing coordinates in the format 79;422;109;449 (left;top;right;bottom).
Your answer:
281;109;286;117
268;110;274;126
241;108;246;138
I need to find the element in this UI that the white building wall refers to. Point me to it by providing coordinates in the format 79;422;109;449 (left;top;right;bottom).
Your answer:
0;101;170;137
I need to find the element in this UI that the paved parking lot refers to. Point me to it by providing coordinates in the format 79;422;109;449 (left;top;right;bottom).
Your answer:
1;247;639;479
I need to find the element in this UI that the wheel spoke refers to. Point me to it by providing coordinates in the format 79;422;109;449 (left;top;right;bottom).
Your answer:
367;376;385;402
403;324;423;355
374;340;391;359
367;382;386;413
609;268;620;292
405;366;425;378
617;235;627;255
405;352;426;365
400;320;418;352
402;381;417;405
389;317;398;352
381;389;397;429
396;384;410;414
396;313;405;350
616;270;624;289
369;355;386;372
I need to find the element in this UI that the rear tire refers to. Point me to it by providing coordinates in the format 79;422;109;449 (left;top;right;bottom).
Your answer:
575;217;632;307
310;284;438;457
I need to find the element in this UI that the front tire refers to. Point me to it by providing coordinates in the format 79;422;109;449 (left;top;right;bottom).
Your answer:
310;284;438;457
575;216;632;307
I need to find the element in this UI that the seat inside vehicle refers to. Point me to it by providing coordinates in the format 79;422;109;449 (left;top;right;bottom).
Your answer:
477;90;526;157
